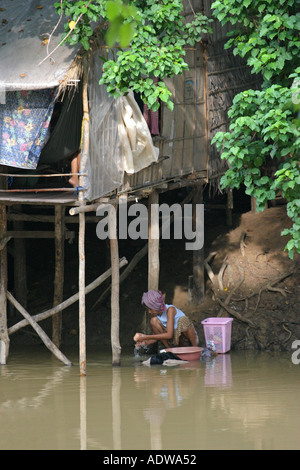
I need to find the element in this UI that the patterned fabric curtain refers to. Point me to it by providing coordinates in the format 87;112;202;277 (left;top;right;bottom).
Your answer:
0;89;56;169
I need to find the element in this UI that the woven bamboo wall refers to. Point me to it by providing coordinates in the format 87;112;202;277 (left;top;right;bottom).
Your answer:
124;42;207;192
122;0;262;195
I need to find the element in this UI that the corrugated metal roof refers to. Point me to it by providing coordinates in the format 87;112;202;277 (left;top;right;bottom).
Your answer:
0;0;80;91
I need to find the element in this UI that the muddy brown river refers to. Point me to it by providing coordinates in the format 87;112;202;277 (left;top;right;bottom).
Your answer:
0;346;299;450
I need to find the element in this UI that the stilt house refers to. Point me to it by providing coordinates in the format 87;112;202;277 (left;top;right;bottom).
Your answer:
0;0;260;369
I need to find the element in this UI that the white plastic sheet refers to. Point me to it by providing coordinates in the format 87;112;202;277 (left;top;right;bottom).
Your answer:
84;53;159;201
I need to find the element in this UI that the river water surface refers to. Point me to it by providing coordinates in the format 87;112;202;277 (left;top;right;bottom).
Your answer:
0;346;299;450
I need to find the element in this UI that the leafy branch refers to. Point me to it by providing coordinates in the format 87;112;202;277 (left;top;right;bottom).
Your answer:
211;0;300;259
53;0;212;111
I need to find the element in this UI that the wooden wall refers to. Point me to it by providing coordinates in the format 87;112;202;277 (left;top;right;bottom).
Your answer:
122;0;261;196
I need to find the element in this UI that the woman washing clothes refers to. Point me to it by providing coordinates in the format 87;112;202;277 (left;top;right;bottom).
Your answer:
133;290;199;350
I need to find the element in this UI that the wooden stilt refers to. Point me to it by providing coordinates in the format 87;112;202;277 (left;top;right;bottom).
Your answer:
226;188;233;227
52;205;65;347
192;186;205;305
78;58;90;376
110;203;121;366
79;210;86;376
80;376;87;450
148;189;160;291
91;190;195;309
112;368;122;448
8;257;128;335
13;205;27;313
0;204;9;364
7;292;72;366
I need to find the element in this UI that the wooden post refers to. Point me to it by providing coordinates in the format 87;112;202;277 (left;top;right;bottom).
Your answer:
0;204;9;364
148;189;160;291
13;205;27;313
192;186;205;305
251;196;257;213
80;376;87;450
112;368;122;449
52;205;65;347
78;57;90;376
78;209;86;376
226;188;233;227
110;203;121;366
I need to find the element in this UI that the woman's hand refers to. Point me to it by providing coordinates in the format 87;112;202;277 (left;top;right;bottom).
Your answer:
133;332;145;343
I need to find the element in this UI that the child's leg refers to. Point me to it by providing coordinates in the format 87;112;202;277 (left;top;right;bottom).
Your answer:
69;151;81;188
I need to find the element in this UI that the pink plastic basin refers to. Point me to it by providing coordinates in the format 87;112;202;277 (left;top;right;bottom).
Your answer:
165;347;203;361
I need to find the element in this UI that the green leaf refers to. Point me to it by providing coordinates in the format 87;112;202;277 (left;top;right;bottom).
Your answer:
119;22;135;47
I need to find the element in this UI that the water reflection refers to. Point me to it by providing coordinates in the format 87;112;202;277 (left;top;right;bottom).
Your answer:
204;354;232;387
0;348;299;450
0;366;71;410
134;363;201;450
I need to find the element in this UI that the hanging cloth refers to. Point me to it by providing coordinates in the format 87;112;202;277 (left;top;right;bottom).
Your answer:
0;89;56;169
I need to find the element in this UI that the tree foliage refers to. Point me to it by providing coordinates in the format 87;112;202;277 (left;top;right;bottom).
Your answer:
211;0;300;259
54;0;212;111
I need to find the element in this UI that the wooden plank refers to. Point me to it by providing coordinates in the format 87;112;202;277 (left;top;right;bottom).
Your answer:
7;292;72;366
4;230;74;239
8;257;128;335
0;192;77;205
52;205;65;347
0;204;9;364
7;213;101;223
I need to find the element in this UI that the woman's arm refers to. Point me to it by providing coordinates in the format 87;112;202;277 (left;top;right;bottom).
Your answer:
134;307;176;344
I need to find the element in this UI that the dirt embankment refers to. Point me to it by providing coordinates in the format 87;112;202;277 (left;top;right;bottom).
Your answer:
178;205;300;352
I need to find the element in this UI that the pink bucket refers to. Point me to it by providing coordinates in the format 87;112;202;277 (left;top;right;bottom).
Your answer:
201;318;233;353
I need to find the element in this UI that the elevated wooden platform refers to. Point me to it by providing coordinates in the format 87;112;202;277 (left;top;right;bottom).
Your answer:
0;190;79;206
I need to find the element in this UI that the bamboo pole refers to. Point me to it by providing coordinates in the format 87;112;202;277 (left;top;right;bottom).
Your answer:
7;292;72;366
148;190;160;291
109;203;121;366
13;205;27;313
0;205;9;364
78;57;90;376
192;185;205;305
80;376;87;450
79;209;86;376
69;201;109;216
0;188;76;193
52;205;65;347
8;257;128;335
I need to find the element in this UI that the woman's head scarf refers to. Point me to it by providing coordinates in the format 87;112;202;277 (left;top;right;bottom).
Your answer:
141;290;166;312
